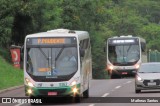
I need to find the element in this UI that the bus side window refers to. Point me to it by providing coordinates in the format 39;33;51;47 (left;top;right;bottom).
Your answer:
80;41;84;49
83;39;89;49
141;42;146;52
80;38;89;50
80;40;85;57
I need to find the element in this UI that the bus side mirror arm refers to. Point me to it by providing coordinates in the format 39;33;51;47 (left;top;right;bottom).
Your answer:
21;45;24;61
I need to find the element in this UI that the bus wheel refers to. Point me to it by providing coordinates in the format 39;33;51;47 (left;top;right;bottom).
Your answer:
111;74;121;79
111;74;116;79
83;88;89;98
75;95;82;103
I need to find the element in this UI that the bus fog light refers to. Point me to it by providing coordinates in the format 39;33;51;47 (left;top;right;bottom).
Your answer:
72;87;78;93
27;89;32;94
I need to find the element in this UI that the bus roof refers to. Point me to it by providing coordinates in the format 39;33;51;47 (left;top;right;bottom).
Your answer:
108;35;145;42
25;29;89;41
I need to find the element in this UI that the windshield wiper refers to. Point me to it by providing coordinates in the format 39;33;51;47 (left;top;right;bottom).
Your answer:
38;48;51;74
39;48;49;60
55;47;64;61
149;72;159;73
138;72;146;73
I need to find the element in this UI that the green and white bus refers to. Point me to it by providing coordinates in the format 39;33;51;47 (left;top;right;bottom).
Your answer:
23;29;92;101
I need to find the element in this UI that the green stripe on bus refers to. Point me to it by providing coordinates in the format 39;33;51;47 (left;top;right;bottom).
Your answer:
25;84;80;97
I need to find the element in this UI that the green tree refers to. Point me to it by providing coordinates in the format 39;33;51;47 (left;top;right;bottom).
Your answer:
140;24;160;50
0;0;17;47
11;0;63;45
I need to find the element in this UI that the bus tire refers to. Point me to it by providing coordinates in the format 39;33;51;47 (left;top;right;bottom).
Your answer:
75;95;82;103
111;74;116;79
83;88;89;98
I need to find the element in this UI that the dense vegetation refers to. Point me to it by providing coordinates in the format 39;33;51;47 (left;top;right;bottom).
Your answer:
0;0;160;79
0;56;23;90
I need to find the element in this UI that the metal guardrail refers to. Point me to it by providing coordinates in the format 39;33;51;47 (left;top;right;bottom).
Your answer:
148;50;160;62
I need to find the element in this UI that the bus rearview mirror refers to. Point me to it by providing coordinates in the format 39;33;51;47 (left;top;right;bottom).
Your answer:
21;45;24;61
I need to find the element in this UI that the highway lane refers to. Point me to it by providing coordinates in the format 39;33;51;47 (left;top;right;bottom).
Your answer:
90;78;160;106
0;78;160;106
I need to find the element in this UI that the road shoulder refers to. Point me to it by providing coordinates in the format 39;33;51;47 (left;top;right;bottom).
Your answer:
0;85;24;94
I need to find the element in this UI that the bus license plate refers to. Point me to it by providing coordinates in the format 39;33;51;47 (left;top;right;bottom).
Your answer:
122;72;128;75
148;82;156;86
48;92;57;96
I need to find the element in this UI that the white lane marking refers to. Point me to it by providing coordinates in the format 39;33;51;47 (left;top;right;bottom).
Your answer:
115;86;121;89
126;81;132;84
123;80;132;85
123;81;132;85
101;93;109;97
15;103;24;106
89;104;95;106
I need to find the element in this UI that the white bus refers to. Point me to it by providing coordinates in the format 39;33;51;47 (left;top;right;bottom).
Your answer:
105;35;147;78
23;29;92;101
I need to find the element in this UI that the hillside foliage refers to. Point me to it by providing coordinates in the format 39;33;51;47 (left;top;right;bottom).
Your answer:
0;0;160;78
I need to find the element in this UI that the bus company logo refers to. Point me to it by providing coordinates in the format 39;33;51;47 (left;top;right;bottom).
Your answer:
50;84;54;87
2;98;11;103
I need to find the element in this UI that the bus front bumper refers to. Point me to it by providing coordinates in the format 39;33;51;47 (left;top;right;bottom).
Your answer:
25;84;80;97
112;69;137;76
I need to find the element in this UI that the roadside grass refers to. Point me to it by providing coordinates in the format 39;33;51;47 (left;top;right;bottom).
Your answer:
0;56;23;90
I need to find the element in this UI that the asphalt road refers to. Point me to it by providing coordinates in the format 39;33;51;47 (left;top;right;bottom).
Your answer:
0;78;160;106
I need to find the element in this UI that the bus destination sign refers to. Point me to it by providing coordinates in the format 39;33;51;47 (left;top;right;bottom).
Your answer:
37;38;65;44
26;37;76;46
108;38;139;45
112;39;134;43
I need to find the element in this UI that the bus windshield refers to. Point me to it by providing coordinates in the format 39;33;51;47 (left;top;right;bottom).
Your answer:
108;44;140;65
26;47;78;82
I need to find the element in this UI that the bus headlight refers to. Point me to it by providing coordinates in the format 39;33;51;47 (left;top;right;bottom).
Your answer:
70;77;79;86
28;82;34;87
25;78;34;87
71;81;77;86
108;65;113;70
135;64;140;69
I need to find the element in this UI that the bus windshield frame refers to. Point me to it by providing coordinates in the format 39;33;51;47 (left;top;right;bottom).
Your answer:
107;38;140;66
25;37;78;82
